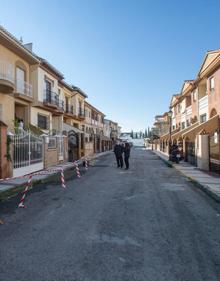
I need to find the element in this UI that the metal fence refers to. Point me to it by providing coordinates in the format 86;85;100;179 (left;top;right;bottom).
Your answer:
13;131;43;169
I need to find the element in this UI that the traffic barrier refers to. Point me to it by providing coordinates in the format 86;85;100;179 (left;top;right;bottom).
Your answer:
60;169;66;188
85;158;88;170
18;175;32;208
74;162;81;178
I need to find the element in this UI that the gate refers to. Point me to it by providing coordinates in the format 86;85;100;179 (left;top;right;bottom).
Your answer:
13;131;43;177
186;140;197;166
209;132;220;173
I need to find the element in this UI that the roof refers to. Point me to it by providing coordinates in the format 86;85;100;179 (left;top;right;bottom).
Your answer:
38;57;64;79
0;25;40;64
198;49;220;77
84;101;105;116
59;80;74;92
72;86;88;98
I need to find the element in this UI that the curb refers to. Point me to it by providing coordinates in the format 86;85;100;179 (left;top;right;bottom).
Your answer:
0;151;111;202
153;151;220;203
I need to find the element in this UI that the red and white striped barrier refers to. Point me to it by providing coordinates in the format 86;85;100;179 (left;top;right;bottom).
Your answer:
18;175;32;208
85;158;88;170
60;169;66;188
74;162;81;178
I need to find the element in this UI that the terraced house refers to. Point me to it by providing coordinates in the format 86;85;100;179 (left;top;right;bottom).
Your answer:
158;49;220;174
0;26;121;179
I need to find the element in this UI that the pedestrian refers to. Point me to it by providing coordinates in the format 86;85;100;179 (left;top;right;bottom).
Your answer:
124;142;130;170
114;141;124;168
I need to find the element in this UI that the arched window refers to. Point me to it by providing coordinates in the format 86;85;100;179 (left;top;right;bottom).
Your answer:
210;108;217;118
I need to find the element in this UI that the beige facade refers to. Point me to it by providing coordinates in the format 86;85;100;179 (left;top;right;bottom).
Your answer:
0;26;120;178
158;49;220;174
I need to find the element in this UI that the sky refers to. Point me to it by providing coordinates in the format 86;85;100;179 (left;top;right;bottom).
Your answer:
1;0;220;132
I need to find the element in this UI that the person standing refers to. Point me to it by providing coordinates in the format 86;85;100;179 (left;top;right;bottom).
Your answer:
114;142;124;168
124;142;130;170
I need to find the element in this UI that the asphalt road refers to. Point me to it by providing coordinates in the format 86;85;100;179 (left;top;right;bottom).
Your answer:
0;148;220;281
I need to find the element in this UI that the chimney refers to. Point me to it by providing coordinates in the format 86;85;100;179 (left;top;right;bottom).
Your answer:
23;43;33;52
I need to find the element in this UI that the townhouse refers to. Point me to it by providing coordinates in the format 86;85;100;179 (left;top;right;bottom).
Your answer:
157;49;220;174
0;26;121;179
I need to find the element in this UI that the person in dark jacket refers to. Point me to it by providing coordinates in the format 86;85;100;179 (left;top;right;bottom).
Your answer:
123;142;130;170
114;142;124;168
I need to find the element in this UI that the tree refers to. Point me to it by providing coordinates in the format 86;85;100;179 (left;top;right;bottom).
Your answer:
131;130;134;139
144;129;147;138
148;126;150;138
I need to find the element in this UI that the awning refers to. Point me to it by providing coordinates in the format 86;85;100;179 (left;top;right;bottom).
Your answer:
160;132;169;140
101;135;112;141
63;123;84;134
182;115;219;140
171;122;199;140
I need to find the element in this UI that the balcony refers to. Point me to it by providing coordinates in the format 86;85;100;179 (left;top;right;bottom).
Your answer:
78;108;85;120
199;95;208;111
186;105;192;116
65;104;74;117
0;60;15;93
14;79;33;101
43;90;64;114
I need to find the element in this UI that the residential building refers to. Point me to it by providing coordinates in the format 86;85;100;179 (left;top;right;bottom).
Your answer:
0;26;121;179
157;49;220;174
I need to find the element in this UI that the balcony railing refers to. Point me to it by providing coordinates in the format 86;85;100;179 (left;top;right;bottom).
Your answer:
16;79;33;97
78;108;85;117
186;105;192;116
43;90;64;109
199;95;208;111
0;60;14;83
65;104;74;114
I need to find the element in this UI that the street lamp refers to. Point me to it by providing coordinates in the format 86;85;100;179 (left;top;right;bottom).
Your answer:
168;108;172;161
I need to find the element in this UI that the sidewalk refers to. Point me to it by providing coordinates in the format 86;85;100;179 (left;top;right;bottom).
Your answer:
153;150;220;202
0;150;111;195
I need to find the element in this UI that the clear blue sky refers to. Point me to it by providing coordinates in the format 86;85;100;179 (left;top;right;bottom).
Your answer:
1;0;220;132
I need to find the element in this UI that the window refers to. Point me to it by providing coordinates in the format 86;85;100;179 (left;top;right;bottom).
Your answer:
38;114;49;129
16;67;25;93
48;137;57;149
200;114;207;123
210;77;215;92
181;122;185;130
186;119;190;127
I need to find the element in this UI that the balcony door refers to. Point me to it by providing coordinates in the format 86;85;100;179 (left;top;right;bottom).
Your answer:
65;97;69;112
45;80;52;102
16;67;25;94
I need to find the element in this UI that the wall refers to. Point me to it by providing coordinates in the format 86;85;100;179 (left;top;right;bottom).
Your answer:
208;68;220;116
31;107;52;131
0;44;31;83
0;94;14;131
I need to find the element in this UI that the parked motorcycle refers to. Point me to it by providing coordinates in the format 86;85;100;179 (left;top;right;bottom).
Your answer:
170;145;180;164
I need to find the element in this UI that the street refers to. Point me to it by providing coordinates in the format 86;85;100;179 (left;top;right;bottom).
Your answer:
0;148;220;281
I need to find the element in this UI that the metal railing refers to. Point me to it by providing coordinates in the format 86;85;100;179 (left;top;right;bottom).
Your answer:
44;90;64;109
65;104;74;114
16;79;33;97
199;95;208;111
0;60;14;83
78;108;85;117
